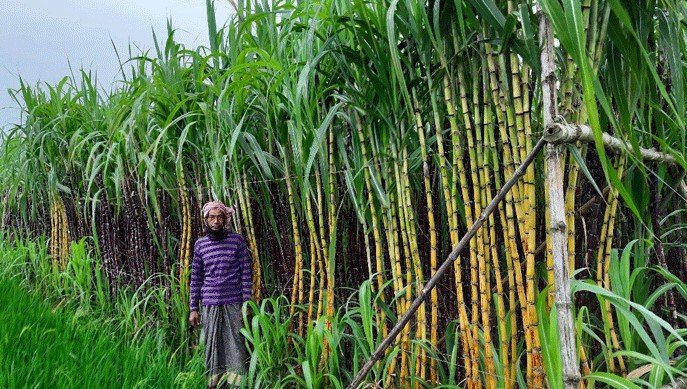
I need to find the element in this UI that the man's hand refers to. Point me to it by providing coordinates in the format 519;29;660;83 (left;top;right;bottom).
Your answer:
189;310;201;327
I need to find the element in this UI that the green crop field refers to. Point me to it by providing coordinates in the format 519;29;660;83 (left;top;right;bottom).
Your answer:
0;237;205;388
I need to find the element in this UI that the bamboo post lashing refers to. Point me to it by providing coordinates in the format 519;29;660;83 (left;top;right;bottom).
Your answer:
539;7;581;389
544;122;687;206
544;122;677;163
346;136;548;389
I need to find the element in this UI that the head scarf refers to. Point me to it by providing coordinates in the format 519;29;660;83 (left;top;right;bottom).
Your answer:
201;201;236;229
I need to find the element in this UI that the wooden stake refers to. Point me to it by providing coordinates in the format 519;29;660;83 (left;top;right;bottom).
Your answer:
540;8;582;389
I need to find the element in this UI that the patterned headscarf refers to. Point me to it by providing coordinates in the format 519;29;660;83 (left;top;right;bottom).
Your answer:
201;201;236;228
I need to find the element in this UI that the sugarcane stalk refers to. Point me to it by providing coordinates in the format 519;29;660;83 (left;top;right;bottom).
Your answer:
382;189;404;387
354;112;387;327
480;64;510;388
461;59;496;389
426;63;474;386
391;148;413;386
400;135;427;382
444;68;483;388
486;40;533;384
327;125;336;319
347;136;547;389
315;169;327;321
498;40;543;384
412;90;438;383
242;172;262;301
178;163;192;301
305;190;322;328
50;193;58;267
321;124;337;365
285;160;305;332
498;54;525;205
598;157;627;375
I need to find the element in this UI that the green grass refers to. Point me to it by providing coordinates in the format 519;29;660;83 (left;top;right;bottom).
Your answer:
0;275;205;388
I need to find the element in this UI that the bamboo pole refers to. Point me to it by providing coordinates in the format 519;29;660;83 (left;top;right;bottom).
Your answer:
540;9;581;389
347;136;547;389
544;123;678;164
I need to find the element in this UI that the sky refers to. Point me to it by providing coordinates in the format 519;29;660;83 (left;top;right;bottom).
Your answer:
0;0;234;131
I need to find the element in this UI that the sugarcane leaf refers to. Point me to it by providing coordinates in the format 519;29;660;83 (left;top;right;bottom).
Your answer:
303;102;344;193
367;164;389;209
499;14;517;54
537;286;562;388
652;267;687;301
585;372;642;389
575;281;685;356
567;144;603;198
607;0;683;129
467;0;505;30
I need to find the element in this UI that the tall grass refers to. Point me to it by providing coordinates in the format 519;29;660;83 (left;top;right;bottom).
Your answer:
0;273;205;388
537;239;687;388
0;233;205;387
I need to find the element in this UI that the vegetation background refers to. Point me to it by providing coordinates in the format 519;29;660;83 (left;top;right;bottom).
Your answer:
1;0;687;387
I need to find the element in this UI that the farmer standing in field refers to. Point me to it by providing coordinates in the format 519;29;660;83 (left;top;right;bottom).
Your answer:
188;201;252;388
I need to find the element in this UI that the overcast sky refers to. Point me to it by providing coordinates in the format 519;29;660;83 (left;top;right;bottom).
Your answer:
0;0;234;131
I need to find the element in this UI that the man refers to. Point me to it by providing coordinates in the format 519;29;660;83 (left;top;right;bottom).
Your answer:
189;201;252;388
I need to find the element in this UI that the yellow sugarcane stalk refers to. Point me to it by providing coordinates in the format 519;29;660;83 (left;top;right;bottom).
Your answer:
600;157;627;375
320;126;337;366
473;61;498;389
326;127;336;320
459;60;496;389
315;171;327;321
497;54;525;203
178;164;192;299
517;61;545;389
485;42;534;384
50;193;58;267
426;65;475;386
497;44;544;386
480;72;513;386
382;189;404;388
305;227;317;325
399;140;427;382
305;191;323;328
443;70;482;389
354;112;388;340
285;161;305;334
242;173;262;301
478;64;508;388
391;152;413;386
412;91;439;383
457;63;486;386
59;196;70;268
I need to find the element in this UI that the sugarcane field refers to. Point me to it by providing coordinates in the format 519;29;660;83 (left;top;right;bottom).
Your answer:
2;0;687;388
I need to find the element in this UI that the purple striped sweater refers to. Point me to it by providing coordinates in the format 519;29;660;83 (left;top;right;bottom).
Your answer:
189;231;253;311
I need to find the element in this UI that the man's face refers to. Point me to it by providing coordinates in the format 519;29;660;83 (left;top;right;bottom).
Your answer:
205;209;226;231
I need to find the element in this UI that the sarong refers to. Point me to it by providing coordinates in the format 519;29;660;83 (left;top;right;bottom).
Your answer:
201;304;248;387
